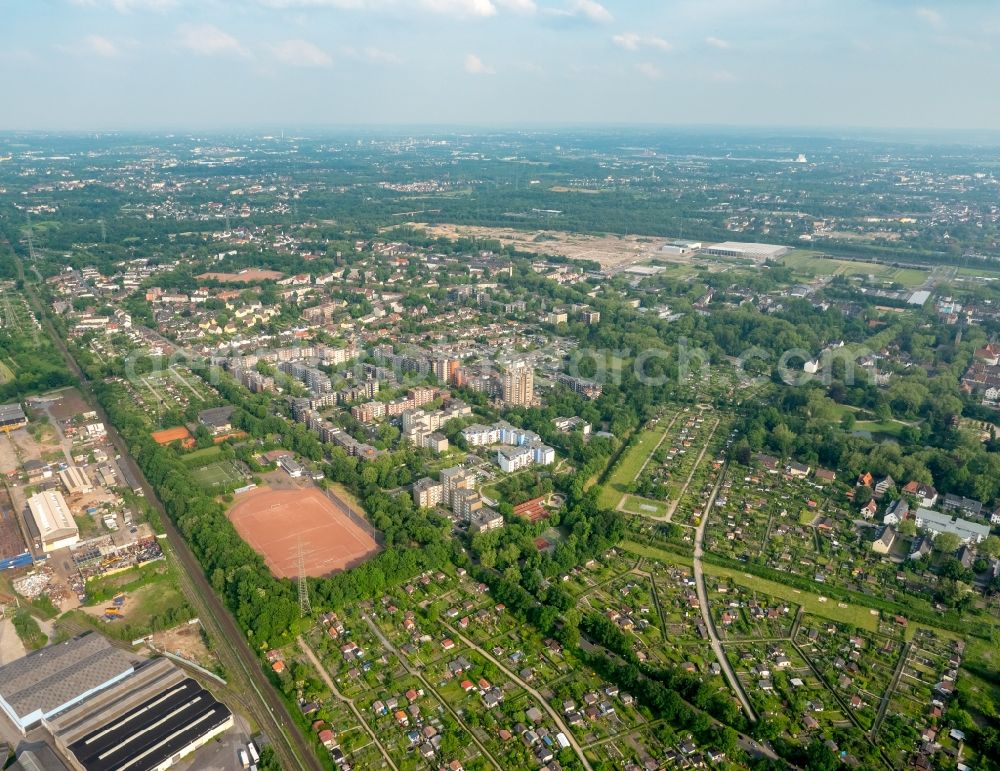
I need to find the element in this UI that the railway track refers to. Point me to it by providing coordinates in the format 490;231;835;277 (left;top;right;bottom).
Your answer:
17;257;323;771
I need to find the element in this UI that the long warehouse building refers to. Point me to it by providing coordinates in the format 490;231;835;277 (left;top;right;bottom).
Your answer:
704;241;790;260
0;633;136;733
48;657;234;771
26;490;79;553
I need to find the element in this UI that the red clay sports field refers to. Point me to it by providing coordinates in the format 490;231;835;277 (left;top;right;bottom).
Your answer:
226;486;378;578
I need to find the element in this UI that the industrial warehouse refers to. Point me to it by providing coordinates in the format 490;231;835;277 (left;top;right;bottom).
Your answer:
25;489;80;553
49;658;234;771
0;635;233;770
0;403;27;432
0;633;135;733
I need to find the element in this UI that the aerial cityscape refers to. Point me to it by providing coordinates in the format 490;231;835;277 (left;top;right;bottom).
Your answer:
1;3;1000;771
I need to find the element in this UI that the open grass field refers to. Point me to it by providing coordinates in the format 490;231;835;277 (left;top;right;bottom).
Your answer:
597;421;670;509
620;540;694;567
0;360;14;385
956;264;1000;280
780;252;928;288
192;459;245;490
703;562;880;631
620;494;669;518
227;486;379;578
181;445;224;465
854;419;907;437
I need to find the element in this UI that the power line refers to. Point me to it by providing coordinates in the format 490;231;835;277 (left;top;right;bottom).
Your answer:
297;541;312;618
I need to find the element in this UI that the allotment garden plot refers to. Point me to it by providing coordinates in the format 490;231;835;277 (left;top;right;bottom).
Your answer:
600;406;729;525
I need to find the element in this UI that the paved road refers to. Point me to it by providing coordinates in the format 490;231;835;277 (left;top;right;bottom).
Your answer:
441;621;596;771
691;460;759;722
297;636;398;771
19;259;323;771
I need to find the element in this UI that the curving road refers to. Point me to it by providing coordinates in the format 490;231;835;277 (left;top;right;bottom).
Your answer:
297;636;398;771
360;614;502;770
691;460;759;723
441;621;595;771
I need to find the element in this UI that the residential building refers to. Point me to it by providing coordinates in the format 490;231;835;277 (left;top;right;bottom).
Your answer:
871;525;897;555
883;498;910;526
469;508;504;534
903;481;939;507
502;362;534;406
412;478;443;509
914;508;990;544
498;446;534;473
941;493;984;519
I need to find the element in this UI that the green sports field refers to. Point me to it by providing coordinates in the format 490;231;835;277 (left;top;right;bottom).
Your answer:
192;460;245;490
780;252;928;288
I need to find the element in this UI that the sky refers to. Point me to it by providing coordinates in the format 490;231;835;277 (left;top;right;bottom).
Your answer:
1;0;999;131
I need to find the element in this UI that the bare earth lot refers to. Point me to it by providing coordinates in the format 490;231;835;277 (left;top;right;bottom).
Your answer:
39;386;91;422
0;617;27;665
408;222;672;271
150;621;215;669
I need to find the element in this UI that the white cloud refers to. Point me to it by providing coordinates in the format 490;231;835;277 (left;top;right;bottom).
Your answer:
270;39;332;67
69;0;179;11
177;24;249;57
495;0;536;12
420;0;496;16
635;62;663;80
464;53;495;74
58;34;123;57
544;0;611;25
915;7;943;27
705;36;730;49
568;0;611;23
259;0;498;16
612;33;671;52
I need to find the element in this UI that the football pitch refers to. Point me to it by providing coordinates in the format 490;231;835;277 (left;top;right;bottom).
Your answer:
192;460;245;489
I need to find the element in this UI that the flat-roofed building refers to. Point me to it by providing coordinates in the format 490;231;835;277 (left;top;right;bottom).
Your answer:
412;477;443;509
914;508;990;544
26;490;79;553
0;633;135;733
197;405;235;434
502;362;534;406
8;742;70;771
704;241;790;261
469;508;504;534
47;657;233;771
278;456;304;478
660;239;702;256
0;403;27;433
59;467;93;497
